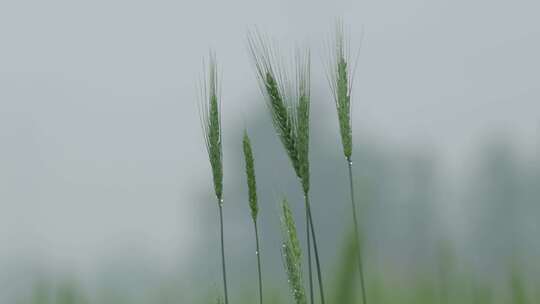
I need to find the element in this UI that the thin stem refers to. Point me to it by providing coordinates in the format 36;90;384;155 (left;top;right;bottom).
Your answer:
306;205;314;304
305;193;326;304
218;202;229;304
253;220;263;304
347;159;367;304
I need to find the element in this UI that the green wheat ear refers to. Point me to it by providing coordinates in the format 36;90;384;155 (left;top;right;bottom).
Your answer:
326;21;367;304
242;130;258;220
295;51;311;194
247;32;300;177
199;53;223;202
281;198;307;304
248;32;313;193
249;32;325;304
242;129;264;304
198;53;229;304
327;22;354;160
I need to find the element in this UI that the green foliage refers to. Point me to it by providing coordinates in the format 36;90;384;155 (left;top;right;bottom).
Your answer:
56;282;87;304
471;282;492;304
200;53;223;202
30;280;51;304
332;230;360;304
510;265;528;304
281;198;307;304
242;130;259;220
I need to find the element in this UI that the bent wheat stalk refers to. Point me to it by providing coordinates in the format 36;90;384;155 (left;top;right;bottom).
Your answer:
242;131;264;304
198;53;229;304
326;22;367;304
248;32;325;304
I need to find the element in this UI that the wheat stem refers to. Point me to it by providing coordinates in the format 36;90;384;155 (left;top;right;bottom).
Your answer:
253;220;263;304
218;202;229;304
304;194;326;304
347;159;367;304
306;207;314;304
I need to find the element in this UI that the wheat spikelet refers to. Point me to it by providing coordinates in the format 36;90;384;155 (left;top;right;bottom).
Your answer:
281;198;307;304
325;21;367;304
242;130;259;220
295;50;311;193
247;31;301;178
199;52;223;202
325;21;361;161
249;31;326;304
198;52;229;304
242;130;264;304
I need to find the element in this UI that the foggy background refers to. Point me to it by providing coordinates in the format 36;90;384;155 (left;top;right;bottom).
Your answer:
1;0;539;302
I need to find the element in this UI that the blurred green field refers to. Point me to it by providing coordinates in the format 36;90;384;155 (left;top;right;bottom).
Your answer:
12;130;540;304
18;242;538;304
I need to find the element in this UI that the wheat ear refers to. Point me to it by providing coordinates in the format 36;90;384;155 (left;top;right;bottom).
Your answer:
281;198;307;304
199;53;229;304
242;130;263;304
325;21;367;304
248;32;326;304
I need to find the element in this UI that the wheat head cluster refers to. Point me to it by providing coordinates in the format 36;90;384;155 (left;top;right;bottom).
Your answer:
199;23;365;304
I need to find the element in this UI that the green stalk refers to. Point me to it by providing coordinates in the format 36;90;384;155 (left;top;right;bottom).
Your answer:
347;159;367;304
218;202;229;304
305;194;326;304
306;207;314;304
253;221;263;304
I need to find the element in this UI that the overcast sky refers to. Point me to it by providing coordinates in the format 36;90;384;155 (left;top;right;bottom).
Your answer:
1;0;539;279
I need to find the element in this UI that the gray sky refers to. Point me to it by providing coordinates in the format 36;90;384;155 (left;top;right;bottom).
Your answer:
1;0;539;278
